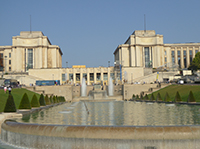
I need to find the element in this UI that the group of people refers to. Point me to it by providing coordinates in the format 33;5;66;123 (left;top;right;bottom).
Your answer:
4;86;12;94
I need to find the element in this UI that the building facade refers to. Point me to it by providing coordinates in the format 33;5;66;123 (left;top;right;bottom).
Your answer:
114;30;200;82
0;31;62;73
29;66;115;85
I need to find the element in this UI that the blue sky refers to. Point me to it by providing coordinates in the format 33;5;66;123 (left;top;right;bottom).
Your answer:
0;0;200;68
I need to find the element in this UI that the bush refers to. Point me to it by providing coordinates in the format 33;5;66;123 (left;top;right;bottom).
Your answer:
132;94;135;99
150;94;155;101
61;96;65;102
19;93;31;109
31;94;40;107
156;93;162;101
4;94;17;112
144;94;149;100
164;92;171;102
175;91;182;102
136;95;139;100
45;95;51;105
49;96;53;104
39;94;46;106
187;91;196;102
53;96;57;103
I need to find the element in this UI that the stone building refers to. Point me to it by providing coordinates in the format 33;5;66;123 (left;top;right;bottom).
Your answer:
0;31;62;73
114;30;200;82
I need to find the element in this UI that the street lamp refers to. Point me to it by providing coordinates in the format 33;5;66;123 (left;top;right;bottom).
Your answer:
66;61;68;68
108;61;110;67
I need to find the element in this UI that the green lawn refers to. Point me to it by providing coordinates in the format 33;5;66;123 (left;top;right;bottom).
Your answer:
0;88;40;112
149;84;200;102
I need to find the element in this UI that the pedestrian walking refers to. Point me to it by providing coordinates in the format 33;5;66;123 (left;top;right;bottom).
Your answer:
8;86;12;94
4;86;7;93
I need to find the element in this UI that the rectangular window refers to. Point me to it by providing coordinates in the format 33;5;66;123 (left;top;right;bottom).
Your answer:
183;50;187;68
62;74;66;81
89;73;94;81
190;50;193;63
9;60;11;65
69;73;73;81
9;67;11;71
76;73;80;81
144;47;150;67
177;50;181;68
103;73;108;81
9;53;11;58
171;51;175;64
165;57;167;63
28;49;33;69
164;51;167;55
0;53;3;71
195;50;198;54
96;73;101;81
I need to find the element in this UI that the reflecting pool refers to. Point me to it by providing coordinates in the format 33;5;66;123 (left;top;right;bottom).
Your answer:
14;101;200;126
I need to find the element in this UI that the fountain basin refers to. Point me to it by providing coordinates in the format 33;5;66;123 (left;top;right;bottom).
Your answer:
2;120;200;149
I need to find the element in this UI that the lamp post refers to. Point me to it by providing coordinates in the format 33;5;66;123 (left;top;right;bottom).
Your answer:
66;61;68;68
108;61;110;67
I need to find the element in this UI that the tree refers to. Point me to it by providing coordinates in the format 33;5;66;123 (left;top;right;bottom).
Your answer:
39;94;46;106
156;93;162;101
164;92;171;102
19;93;31;109
175;91;182;102
187;91;196;102
4;94;17;112
44;95;51;105
150;94;155;101
31;94;40;107
188;52;200;71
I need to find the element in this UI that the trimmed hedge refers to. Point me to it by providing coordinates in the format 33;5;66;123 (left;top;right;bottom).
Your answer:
144;94;149;100
156;93;162;101
175;91;182;102
4;94;17;112
45;95;51;105
39;94;46;106
187;91;196;102
19;93;31;109
164;92;171;102
150;94;155;101
31;94;40;107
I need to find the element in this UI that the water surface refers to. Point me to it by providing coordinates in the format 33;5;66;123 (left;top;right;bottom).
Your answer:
14;101;200;126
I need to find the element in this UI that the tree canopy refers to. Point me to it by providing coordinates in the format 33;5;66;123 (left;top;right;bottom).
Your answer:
189;52;200;71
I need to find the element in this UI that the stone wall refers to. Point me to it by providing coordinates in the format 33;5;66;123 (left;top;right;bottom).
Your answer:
123;84;159;100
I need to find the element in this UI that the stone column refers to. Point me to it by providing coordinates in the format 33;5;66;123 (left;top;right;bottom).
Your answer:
180;47;184;68
73;70;76;85
33;48;35;69
193;47;195;58
130;46;135;66
186;47;190;67
94;70;97;84
80;70;83;85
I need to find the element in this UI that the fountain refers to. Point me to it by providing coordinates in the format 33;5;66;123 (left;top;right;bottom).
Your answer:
108;77;113;96
81;78;87;97
2;102;200;148
88;84;107;99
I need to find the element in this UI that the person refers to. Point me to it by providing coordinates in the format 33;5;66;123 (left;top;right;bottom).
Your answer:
4;86;7;93
8;86;12;94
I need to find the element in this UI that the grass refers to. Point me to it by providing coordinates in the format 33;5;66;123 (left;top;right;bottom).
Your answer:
148;85;200;102
0;88;40;112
